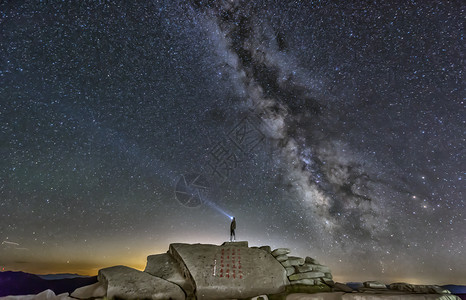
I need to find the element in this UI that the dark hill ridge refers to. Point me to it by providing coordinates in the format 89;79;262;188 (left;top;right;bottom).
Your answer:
0;271;97;297
37;273;91;280
442;285;466;295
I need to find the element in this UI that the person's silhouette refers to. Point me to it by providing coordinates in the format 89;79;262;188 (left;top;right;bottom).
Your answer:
230;217;236;242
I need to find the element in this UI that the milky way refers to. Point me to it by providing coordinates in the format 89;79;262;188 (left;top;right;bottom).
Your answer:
1;1;464;283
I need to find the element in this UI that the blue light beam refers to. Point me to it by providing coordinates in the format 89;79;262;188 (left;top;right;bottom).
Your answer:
201;196;233;220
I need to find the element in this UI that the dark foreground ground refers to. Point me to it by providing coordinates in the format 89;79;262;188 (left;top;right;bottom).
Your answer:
0;271;464;299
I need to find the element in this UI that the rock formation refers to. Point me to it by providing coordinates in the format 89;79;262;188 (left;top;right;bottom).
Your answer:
269;248;333;289
63;242;460;300
98;265;185;300
171;242;288;299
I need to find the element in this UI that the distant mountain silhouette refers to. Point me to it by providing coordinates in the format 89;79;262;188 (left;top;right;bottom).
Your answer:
37;273;91;280
0;271;97;297
442;285;466;294
442;285;466;300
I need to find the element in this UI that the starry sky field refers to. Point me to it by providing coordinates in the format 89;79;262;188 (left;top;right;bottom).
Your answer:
1;1;464;284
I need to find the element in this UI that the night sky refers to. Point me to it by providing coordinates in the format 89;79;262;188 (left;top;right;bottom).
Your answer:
1;1;464;284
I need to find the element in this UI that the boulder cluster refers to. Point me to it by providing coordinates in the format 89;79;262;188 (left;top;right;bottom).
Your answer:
73;241;291;300
267;247;333;288
69;243;458;300
11;242;458;300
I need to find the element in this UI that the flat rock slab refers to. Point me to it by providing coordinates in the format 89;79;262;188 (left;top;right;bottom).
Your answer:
285;293;460;300
289;272;325;281
144;253;193;296
98;265;185;300
272;248;291;256
364;281;387;289
296;264;331;274
289;279;317;286
221;241;249;247
276;254;289;262
295;264;314;273
170;243;288;300
288;257;305;266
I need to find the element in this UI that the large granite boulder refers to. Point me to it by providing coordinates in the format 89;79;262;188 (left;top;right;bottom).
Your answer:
98;265;185;300
144;253;193;296
363;281;387;289
169;242;288;299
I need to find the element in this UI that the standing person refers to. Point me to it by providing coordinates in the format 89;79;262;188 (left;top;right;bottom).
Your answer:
230;217;236;242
